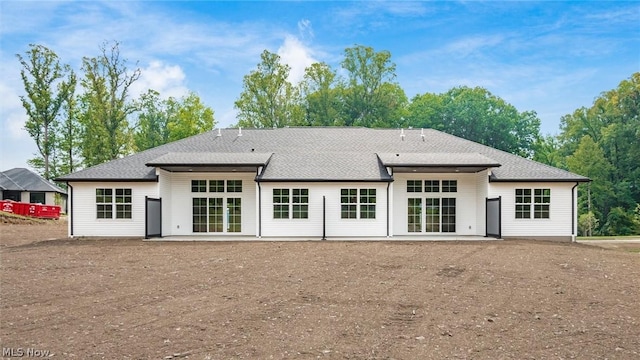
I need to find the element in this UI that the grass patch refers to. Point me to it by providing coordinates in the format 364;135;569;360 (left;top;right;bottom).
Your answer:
578;235;640;241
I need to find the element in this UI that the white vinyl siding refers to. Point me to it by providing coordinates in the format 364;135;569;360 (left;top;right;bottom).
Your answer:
69;181;158;237
489;182;574;238
392;173;479;236
260;182;388;238
161;172;256;236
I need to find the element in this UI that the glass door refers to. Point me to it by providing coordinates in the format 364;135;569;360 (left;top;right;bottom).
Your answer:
226;198;242;233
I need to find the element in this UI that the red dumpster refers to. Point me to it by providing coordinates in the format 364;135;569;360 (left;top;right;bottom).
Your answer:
35;204;61;219
0;200;15;213
12;202;29;216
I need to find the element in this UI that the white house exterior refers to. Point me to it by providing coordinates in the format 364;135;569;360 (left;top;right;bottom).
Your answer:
58;128;589;242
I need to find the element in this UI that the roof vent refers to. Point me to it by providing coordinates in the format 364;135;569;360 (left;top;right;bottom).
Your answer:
238;127;242;137
400;128;405;141
217;128;222;137
421;128;425;142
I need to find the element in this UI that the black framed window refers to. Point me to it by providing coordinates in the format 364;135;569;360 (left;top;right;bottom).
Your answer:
292;189;309;219
226;180;242;193
425;180;440;193
442;180;457;193
273;189;290;219
340;189;357;219
209;180;224;192
191;180;207;192
407;180;422;193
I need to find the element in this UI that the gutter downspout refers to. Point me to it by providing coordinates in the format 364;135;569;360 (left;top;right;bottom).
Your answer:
67;183;74;238
386;182;390;238
571;182;579;242
257;181;262;238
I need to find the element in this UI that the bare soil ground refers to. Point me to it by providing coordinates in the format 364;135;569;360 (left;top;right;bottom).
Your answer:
1;220;639;360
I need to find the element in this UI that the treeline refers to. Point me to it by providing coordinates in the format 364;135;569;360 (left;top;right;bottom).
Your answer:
17;42;216;181
18;43;639;235
234;46;639;235
235;46;540;157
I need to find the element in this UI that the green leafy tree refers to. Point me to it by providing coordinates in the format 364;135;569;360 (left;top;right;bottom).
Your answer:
603;207;637;236
406;86;541;157
79;41;140;167
300;62;344;126
235;50;303;128
16;44;75;180
134;90;169;151
341;45;402;127
56;73;80;178
533;135;565;169
166;92;215;141
566;135;614;219
559;72;640;234
134;91;216;151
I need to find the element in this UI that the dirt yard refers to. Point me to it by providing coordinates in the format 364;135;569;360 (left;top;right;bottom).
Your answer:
1;220;639;359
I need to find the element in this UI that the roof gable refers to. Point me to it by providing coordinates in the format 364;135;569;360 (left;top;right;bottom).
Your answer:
2;168;66;193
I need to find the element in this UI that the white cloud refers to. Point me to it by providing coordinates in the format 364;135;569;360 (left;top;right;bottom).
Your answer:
130;61;189;99
277;35;317;84
298;19;314;39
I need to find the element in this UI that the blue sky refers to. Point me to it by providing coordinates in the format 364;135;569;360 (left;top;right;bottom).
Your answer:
1;1;638;172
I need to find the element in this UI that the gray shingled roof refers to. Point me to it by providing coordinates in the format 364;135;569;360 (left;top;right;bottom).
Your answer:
56;128;589;183
0;172;23;191
2;168;67;193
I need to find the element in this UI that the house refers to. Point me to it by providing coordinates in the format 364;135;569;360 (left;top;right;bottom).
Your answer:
1;168;67;210
56;127;589;241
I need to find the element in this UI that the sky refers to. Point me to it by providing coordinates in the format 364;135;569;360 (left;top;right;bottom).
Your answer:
1;1;639;172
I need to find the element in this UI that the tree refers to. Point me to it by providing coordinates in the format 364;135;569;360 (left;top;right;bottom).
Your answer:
235;50;303;128
56;73;81;177
133;90;169;151
134;91;216;151
79;41;140;166
166;92;215;141
559;72;640;234
566;135;614;219
533;135;565;169
300;62;344;126
17;44;75;180
406;86;541;157
341;45;402;127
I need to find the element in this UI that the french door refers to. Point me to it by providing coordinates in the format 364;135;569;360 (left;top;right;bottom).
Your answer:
408;197;456;233
193;197;242;233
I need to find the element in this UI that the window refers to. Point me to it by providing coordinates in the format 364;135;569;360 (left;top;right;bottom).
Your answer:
30;192;45;204
425;180;440;192
115;188;132;219
209;180;224;192
191;180;207;192
442;180;457;193
341;189;358;219
407;198;422;232
515;189;550;219
515;189;531;219
96;189;113;219
97;188;131;219
292;189;309;219
273;189;290;219
407;180;422;193
441;198;456;232
534;189;551;219
425;198;440;232
192;198;208;232
360;189;376;219
227;180;242;193
341;188;376;219
273;189;309;219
